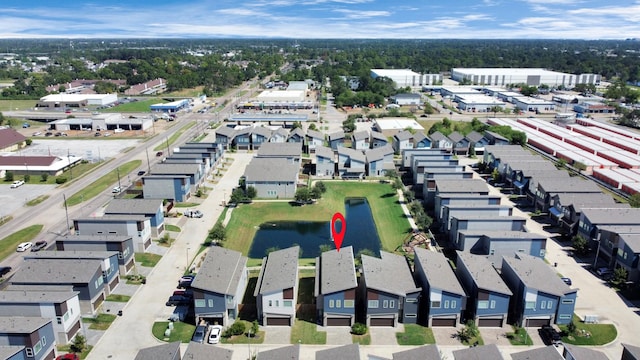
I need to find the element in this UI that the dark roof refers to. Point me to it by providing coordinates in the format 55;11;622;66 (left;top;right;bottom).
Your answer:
366;145;393;162
538;177;601;193
456;252;512;296
448;131;466;143
371;131;387;141
25;250;119;261
453;344;503;360
0;128;27;149
510;345;563;360
414;248;465;296
337;146;366;163
562;344;608;360
555;192;618;209
329;130;345;141
430;131;450;142
257;142;302;157
362;251;420;297
306;129;324;139
191;247;247;295
288;127;305;139
254;246;299;295
105;199;163;215
315;145;334;160
54;234;133;244
413;132;431;144
392;345;441;360
0;317;51;334
623;343;640;360
485;131;510;142
243;157;299;182
0;156;58;166
502;255;573;297
134;341;181;360
465;131;485;143
317;246;357;296
251;126;272;139
394;130;413;141
316;344;360;360
352;130;369;142
151;163;200;175
183;342;233;359
436;179;488;193
258;345;300;360
581;208;640;225
215;126;236;138
10;258;101;284
620;233;640;253
0;290;79;304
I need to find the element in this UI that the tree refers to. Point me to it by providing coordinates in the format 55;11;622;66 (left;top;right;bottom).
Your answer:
311;186;323;200
319;244;332;253
40;173;48;182
291;121;303;130
25;138;32;146
629;193;640;208
572;235;589;255
70;334;87;353
23;174;30;183
489;105;503;117
4;171;13;182
610;267;628;288
209;223;226;243
246;186;257;199
314;181;326;193
230;188;245;204
308;122;318;131
294;187;312;203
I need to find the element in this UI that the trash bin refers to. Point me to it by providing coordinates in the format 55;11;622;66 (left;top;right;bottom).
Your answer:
118;310;123;316
554;262;558;267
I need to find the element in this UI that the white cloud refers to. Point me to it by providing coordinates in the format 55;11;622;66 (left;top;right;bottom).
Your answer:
331;9;391;19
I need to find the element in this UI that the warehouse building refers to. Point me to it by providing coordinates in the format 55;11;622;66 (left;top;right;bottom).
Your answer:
456;95;506;112
37;93;118;109
370;69;442;88
451;68;601;87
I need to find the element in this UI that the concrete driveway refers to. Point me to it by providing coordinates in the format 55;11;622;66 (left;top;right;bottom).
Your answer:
369;324;402;346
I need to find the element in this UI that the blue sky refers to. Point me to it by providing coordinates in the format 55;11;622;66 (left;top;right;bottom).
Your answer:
1;0;638;39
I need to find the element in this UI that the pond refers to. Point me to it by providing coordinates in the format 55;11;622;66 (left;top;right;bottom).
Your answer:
248;198;381;259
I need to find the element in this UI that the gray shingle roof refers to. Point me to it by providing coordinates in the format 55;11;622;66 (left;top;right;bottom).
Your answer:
183;342;233;359
10;258;101;284
151;163;200;175
317;246;357;295
352;130;369;142
485;144;527;156
485;131;510;142
366;145;393;162
288;127;305;140
0;346;23;359
414;248;465;296
436;179;488;193
54;234;133;243
371;131;387;141
508;161;557;172
448;131;465;143
274;127;290;138
623;343;640;360
538;177;602;193
105;198;163;215
315;145;334;160
0;317;51;334
413;132;430;144
502;255;573;297
510;345;563;360
453;344;503;360
329;130;345;141
243;157;299;182
255;246;299;295
306;129;324;140
25;250;119;261
362;251;420;297
465;131;485;143
458;230;546;241
619;233;640;253
456;252;512;296
252;126;272;139
316;344;360;360
429;131;449;142
215;126;236;138
191;247;247;296
392;345;441;360
581;208;640;225
555;192;618;209
134;341;181;360
0;290;79;304
562;344;609;360
394;130;413;141
258;345;300;360
257;142;302;157
337;146;366;163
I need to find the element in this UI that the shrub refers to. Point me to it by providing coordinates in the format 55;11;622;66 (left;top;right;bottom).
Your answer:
351;323;367;335
4;171;13;182
25;138;32;146
229;321;245;336
55;177;68;184
23;174;30;183
40;173;48;182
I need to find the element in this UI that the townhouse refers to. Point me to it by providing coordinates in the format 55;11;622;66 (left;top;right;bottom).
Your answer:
254;246;299;326
0;317;56;360
104;198;165;237
315;246;358;326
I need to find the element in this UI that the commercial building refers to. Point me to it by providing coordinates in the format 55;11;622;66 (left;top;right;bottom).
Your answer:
451;68;601;87
370;69;442;88
37;93;117;109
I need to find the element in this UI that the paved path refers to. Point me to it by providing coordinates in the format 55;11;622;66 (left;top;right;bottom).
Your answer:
86;151;255;360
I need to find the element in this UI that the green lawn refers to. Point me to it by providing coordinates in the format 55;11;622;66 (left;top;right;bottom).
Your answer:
506;326;533;345
105;294;131;302
221;331;265;344
135;252;162;267
395;324;436;345
0;100;37;111
65;160;142;206
26;195;49;206
152;321;196;343
559;315;617;345
153;122;196;151
290;320;326;344
82;313;117;330
101;98;163;113
224;182;410;257
166;224;181;232
0;225;43;261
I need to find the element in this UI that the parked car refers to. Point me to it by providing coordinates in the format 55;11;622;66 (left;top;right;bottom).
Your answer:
22;123;30;128
137;170;146;176
112;186;121;193
94;132;101;137
114;128;125;133
156;151;163;157
191;325;207;343
596;267;613;277
184;210;203;218
16;242;33;252
561;277;572;286
56;354;80;360
165;295;190;306
44;132;53;137
540;325;562;346
31;240;47;252
208;325;223;344
178;275;195;289
32;131;42;136
172;289;194;298
10;180;25;188
0;266;11;277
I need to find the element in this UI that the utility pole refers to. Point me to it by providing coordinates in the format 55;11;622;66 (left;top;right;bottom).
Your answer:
63;194;71;235
116;167;122;191
67;149;73;179
145;147;151;173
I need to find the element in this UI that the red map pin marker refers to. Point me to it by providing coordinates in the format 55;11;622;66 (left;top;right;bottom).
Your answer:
331;212;346;252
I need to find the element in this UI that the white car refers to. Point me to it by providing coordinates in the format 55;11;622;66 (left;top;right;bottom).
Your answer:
10;180;25;188
16;242;33;252
112;186;121;193
208;325;222;344
114;128;124;133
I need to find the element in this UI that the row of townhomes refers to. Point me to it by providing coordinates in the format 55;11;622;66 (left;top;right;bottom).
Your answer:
0;142;226;360
133;341;628;360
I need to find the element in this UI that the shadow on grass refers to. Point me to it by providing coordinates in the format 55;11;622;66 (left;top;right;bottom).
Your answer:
380;193;395;198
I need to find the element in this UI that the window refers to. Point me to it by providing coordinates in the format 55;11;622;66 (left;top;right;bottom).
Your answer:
444;300;450;309
195;300;205;308
561;299;574;304
405;298;417;303
431;301;441;309
547;300;553;309
559;314;571;320
525;301;536;310
478;300;489;309
41;336;46;346
329;300;335;308
490;300;496;309
284;300;293;307
344;300;355;308
268;300;272;307
405;314;417;318
383;300;388;308
336;300;341;308
541;301;546;310
490;249;495;255
389;300;395;309
275;300;279;307
208;299;214;307
25;348;33;357
451;300;457;309
368;300;379;308
57;317;62;325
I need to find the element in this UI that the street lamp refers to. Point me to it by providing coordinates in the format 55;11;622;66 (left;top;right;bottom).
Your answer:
186;247;190;272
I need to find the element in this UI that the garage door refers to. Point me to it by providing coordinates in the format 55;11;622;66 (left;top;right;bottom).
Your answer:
370;318;394;327
327;318;351;326
432;318;457;327
526;318;550;327
266;317;290;326
478;318;503;327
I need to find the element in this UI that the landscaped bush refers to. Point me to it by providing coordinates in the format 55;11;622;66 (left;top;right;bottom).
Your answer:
55;177;68;184
229;321;245;336
351;323;367;335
